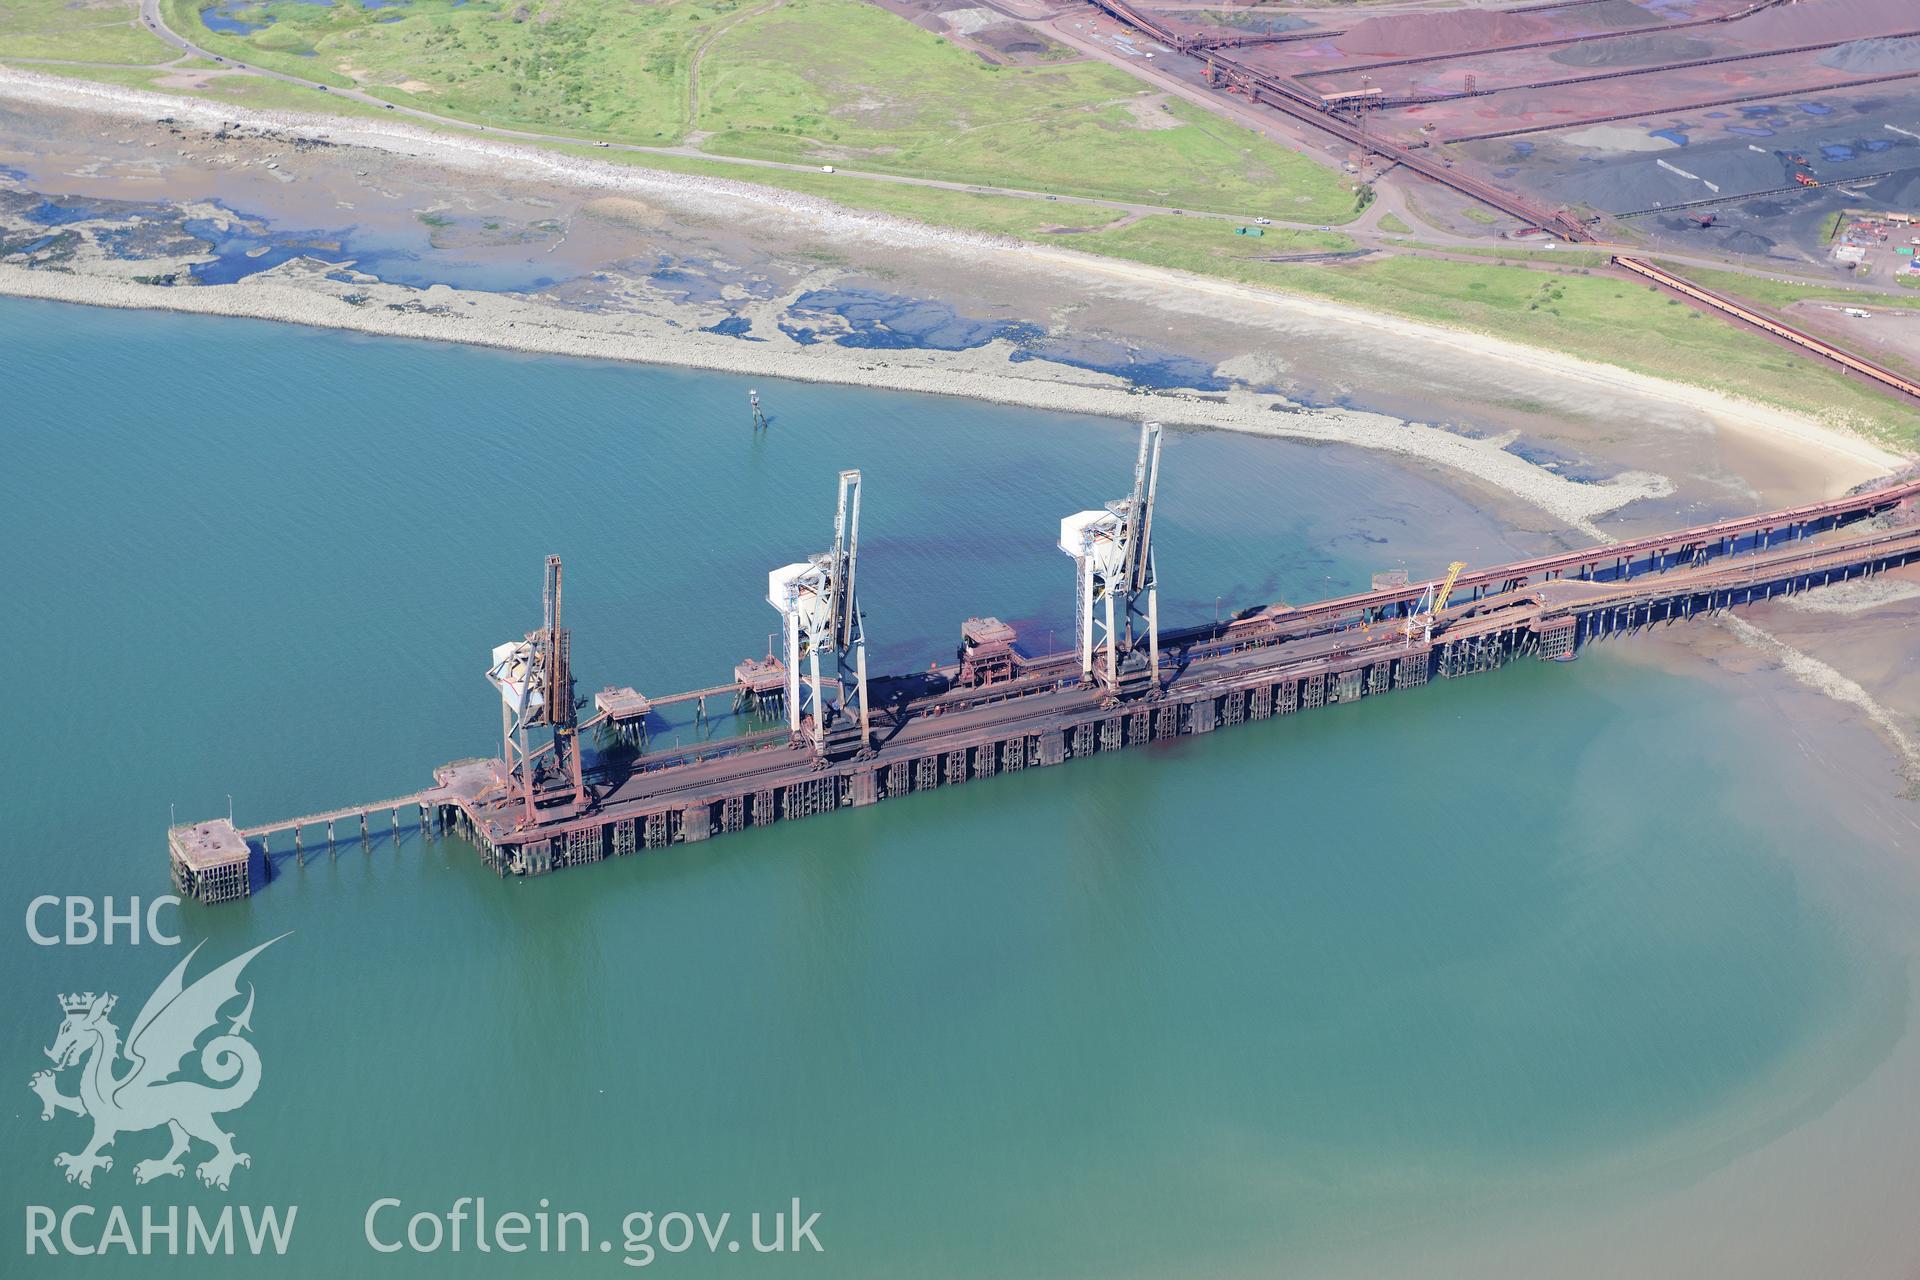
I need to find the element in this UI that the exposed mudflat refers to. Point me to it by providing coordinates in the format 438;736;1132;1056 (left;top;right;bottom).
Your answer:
4;72;1903;529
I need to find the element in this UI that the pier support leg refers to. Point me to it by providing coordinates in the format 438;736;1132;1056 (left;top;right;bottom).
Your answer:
1038;730;1066;767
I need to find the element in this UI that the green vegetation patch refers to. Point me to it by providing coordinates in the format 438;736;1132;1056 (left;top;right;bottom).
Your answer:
1075;214;1354;259
1050;236;1914;442
0;0;176;63
1440;245;1612;267
142;0;1358;218
1279;259;1916;444
695;0;1355;219
158;0;725;138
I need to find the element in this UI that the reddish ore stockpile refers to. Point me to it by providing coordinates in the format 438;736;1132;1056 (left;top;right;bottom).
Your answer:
1336;12;1558;57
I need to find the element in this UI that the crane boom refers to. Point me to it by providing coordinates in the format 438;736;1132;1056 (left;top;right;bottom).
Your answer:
1432;561;1467;617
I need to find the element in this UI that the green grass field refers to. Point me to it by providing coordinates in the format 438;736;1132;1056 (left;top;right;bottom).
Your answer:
154;0;724;138
1073;214;1355;260
0;0;175;62
137;0;1357;218
693;0;1353;216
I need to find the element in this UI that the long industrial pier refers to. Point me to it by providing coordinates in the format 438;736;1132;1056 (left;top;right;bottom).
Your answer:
168;446;1920;904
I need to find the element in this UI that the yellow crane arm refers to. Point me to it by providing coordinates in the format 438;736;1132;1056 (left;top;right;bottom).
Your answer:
1431;561;1467;616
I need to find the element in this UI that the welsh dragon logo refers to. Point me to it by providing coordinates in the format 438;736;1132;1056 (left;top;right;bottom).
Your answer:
29;936;284;1191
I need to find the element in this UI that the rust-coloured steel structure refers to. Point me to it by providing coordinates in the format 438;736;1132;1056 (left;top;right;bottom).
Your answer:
170;472;1920;904
494;554;586;820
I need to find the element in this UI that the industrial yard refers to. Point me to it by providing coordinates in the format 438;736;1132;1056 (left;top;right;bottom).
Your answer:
1078;0;1920;259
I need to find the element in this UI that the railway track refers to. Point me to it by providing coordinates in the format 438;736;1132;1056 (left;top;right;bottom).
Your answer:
1615;256;1920;402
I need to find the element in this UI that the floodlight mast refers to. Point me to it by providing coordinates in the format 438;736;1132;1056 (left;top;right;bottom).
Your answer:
769;470;872;760
1059;420;1162;697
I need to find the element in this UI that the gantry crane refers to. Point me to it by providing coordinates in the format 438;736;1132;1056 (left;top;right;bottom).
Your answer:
1059;420;1162;697
486;554;586;824
768;470;872;759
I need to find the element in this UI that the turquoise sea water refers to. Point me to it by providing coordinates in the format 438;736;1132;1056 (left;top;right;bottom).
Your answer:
0;297;1914;1277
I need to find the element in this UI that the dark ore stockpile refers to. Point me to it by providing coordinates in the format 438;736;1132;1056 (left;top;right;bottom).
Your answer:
1551;34;1715;68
